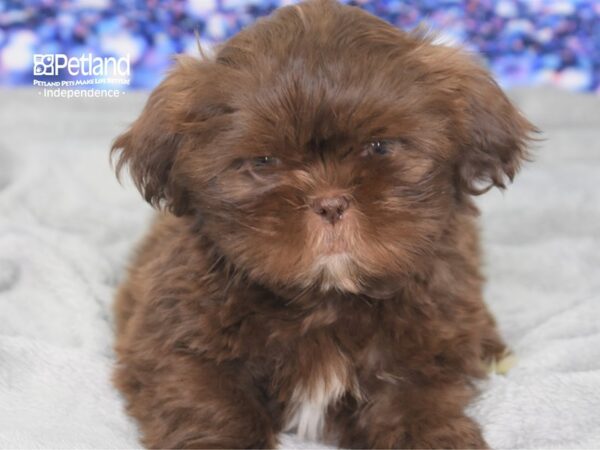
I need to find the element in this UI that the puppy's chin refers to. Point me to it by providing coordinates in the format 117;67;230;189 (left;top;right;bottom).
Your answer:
310;253;359;293
302;252;401;298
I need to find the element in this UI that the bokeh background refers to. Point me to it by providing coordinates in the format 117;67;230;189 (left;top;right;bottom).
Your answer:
1;0;599;93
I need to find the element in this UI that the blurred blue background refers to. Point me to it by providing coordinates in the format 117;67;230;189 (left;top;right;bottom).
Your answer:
1;0;599;92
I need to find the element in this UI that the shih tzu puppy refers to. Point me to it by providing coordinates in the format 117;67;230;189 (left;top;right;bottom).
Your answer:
111;0;535;448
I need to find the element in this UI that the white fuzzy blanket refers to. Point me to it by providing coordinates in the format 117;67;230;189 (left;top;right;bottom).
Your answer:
0;88;599;449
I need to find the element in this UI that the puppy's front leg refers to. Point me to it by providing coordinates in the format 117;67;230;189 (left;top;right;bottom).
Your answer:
114;352;277;449
336;379;488;449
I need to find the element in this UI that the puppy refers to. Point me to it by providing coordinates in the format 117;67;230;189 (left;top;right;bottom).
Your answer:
111;1;535;448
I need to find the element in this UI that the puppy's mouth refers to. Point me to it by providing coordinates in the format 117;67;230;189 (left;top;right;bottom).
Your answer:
309;225;360;292
320;228;349;255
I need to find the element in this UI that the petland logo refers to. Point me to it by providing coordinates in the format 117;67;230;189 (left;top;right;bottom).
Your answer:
33;53;130;98
33;54;130;77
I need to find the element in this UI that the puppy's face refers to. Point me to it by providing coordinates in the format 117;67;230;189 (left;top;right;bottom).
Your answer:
113;0;534;294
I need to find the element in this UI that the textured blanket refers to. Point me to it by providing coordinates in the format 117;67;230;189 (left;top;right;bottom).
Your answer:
0;88;598;449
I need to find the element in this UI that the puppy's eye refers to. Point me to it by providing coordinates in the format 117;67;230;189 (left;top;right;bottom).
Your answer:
361;140;393;157
252;156;280;167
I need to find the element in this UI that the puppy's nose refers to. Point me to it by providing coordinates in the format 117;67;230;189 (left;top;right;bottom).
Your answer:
312;195;350;225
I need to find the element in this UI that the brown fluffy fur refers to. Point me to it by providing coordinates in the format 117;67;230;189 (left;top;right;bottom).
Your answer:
111;1;536;448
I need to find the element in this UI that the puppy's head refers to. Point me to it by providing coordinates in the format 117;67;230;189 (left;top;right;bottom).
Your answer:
112;0;535;294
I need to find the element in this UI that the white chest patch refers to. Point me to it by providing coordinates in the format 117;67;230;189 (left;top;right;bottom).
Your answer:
283;369;347;442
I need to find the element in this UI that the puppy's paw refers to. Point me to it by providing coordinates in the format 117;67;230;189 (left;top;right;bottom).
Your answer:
486;349;517;375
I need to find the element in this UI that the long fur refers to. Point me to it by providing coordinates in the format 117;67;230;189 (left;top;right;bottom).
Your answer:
110;1;536;448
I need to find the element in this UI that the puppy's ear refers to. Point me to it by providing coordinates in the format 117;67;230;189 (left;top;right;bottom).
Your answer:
112;60;196;215
454;60;538;195
111;56;226;216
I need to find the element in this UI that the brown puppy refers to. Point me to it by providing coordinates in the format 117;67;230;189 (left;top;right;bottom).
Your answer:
111;1;535;448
